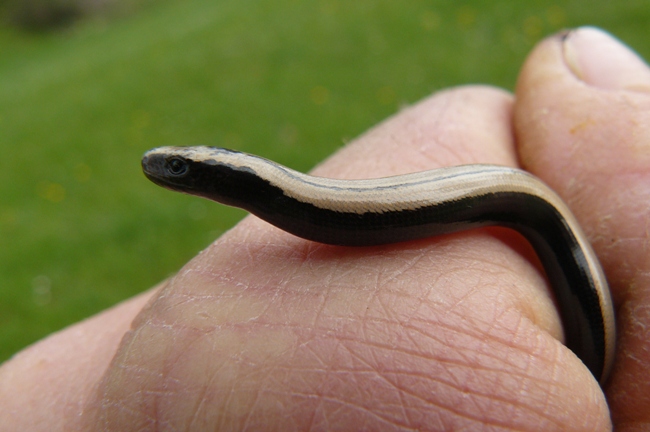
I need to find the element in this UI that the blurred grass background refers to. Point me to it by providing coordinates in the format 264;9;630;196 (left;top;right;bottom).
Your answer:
1;0;648;362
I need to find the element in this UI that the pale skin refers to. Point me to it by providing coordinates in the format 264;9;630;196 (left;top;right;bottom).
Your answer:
1;27;650;431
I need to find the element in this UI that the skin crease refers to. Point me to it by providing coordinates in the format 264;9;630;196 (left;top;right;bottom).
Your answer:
0;27;648;430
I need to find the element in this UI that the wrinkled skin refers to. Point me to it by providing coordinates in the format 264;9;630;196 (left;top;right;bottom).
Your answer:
2;27;650;431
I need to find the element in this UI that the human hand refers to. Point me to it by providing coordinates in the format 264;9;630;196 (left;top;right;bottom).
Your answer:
2;27;649;431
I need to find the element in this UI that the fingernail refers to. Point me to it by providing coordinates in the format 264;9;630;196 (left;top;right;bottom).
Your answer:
562;26;650;92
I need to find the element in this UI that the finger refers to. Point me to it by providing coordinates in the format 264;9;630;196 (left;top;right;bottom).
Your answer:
514;26;650;429
0;288;158;430
84;85;612;431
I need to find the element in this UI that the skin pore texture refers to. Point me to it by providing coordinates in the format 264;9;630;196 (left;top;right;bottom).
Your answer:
1;27;650;431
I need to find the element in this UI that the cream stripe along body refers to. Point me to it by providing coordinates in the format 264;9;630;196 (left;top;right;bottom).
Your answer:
142;146;616;384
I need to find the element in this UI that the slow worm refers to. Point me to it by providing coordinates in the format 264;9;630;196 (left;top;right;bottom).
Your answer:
142;145;615;384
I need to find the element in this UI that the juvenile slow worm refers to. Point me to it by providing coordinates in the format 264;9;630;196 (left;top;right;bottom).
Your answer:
142;145;615;384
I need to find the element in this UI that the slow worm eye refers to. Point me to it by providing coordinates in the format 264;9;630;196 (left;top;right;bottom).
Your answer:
166;157;188;176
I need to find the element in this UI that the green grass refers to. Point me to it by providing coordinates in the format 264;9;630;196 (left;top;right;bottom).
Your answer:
1;0;649;362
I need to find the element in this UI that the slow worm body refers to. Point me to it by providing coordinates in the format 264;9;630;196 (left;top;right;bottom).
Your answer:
142;146;615;383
